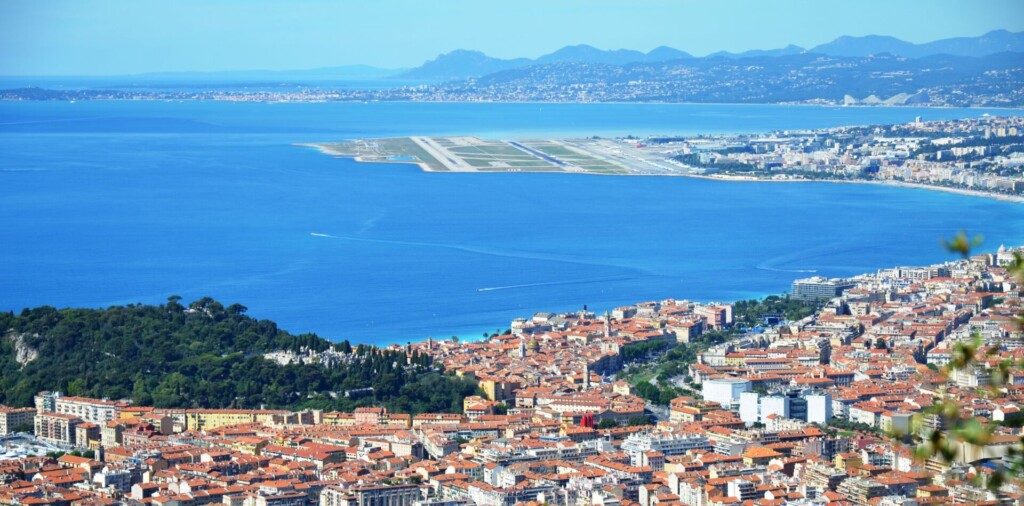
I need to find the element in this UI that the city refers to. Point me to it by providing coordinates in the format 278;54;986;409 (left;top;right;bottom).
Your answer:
3;1;1024;505
2;245;1022;505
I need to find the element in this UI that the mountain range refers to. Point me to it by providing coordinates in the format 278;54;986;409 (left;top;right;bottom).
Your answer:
3;30;1022;88
399;29;1024;80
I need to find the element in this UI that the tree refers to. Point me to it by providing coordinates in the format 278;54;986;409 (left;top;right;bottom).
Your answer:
909;233;1024;491
166;295;184;312
66;378;87;396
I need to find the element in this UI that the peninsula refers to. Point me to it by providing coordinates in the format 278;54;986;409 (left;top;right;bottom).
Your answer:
311;115;1024;202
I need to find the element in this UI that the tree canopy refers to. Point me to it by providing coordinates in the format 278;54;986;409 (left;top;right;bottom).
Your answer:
0;297;479;414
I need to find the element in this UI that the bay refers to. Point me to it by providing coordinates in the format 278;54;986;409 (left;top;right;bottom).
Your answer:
1;100;1022;344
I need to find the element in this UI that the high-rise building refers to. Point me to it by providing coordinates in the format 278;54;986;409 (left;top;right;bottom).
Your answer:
806;393;833;424
791;277;855;301
739;392;760;426
760;395;789;423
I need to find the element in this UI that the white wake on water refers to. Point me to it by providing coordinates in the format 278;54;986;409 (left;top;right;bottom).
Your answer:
309;232;647;274
477;275;630;292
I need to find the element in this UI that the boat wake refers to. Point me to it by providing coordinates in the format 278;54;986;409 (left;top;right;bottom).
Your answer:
477;275;631;292
755;265;818;274
309;232;646;274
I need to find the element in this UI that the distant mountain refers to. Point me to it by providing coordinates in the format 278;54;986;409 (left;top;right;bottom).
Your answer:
401;44;694;80
645;46;693;61
536;44;647;65
918;29;1024;57
709;44;806;59
398;50;530;80
810;29;1024;58
399;30;1024;81
810;35;917;58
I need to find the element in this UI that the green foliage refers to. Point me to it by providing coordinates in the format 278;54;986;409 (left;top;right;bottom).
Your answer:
732;295;822;327
634;380;681;405
828;418;883;436
596;418;619;429
621;339;671;363
911;237;1024;490
0;298;478;414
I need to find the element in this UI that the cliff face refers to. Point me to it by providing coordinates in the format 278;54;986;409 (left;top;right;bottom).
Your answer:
5;332;39;366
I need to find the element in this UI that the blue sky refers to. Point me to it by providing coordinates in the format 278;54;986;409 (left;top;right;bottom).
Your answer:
2;0;1023;75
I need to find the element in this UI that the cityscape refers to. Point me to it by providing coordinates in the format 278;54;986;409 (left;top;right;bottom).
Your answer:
2;246;1023;504
2;1;1024;505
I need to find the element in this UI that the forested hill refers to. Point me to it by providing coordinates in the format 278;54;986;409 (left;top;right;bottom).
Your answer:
0;297;479;413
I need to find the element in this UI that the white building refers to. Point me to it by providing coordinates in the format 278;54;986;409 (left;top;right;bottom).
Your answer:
621;432;711;461
701;378;751;409
806;393;833;424
760;396;789;423
35;392;123;425
739;392;760;426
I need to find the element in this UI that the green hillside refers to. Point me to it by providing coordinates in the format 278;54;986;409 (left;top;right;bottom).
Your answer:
0;296;478;414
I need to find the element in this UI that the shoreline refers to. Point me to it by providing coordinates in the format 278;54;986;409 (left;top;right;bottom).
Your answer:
680;174;1024;203
3;97;1024;111
302;142;1024;204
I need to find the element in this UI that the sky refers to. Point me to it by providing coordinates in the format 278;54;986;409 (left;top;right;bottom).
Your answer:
1;0;1023;76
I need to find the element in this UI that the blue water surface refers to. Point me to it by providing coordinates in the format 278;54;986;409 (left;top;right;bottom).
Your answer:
1;101;1022;344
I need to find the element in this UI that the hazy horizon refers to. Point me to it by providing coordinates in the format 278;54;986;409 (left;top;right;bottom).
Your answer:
2;0;1023;76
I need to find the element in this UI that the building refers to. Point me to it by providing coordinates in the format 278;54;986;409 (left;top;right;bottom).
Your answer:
320;484;420;506
35;412;81;447
739;390;827;426
0;405;36;435
183;408;289;431
837;477;887;506
701;378;751;409
760;395;790;423
726;479;758;501
621;432;711;460
791;277;855;301
806;393;833;424
739;392;760;426
802;460;847;491
35;392;125;425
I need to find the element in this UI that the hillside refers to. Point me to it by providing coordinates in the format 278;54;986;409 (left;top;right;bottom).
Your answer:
447;52;1024;106
0;297;479;413
396;30;1023;81
398;50;531;80
810;29;1024;58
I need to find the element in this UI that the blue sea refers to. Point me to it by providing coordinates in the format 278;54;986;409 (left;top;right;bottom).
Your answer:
1;101;1023;344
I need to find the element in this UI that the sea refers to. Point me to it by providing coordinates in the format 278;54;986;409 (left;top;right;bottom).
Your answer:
1;100;1023;345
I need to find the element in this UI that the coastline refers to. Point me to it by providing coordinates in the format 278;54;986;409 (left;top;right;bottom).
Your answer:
3;96;1024;111
302;142;1024;204
679;174;1024;204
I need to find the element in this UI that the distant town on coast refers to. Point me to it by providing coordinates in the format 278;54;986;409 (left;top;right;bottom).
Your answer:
314;115;1024;201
